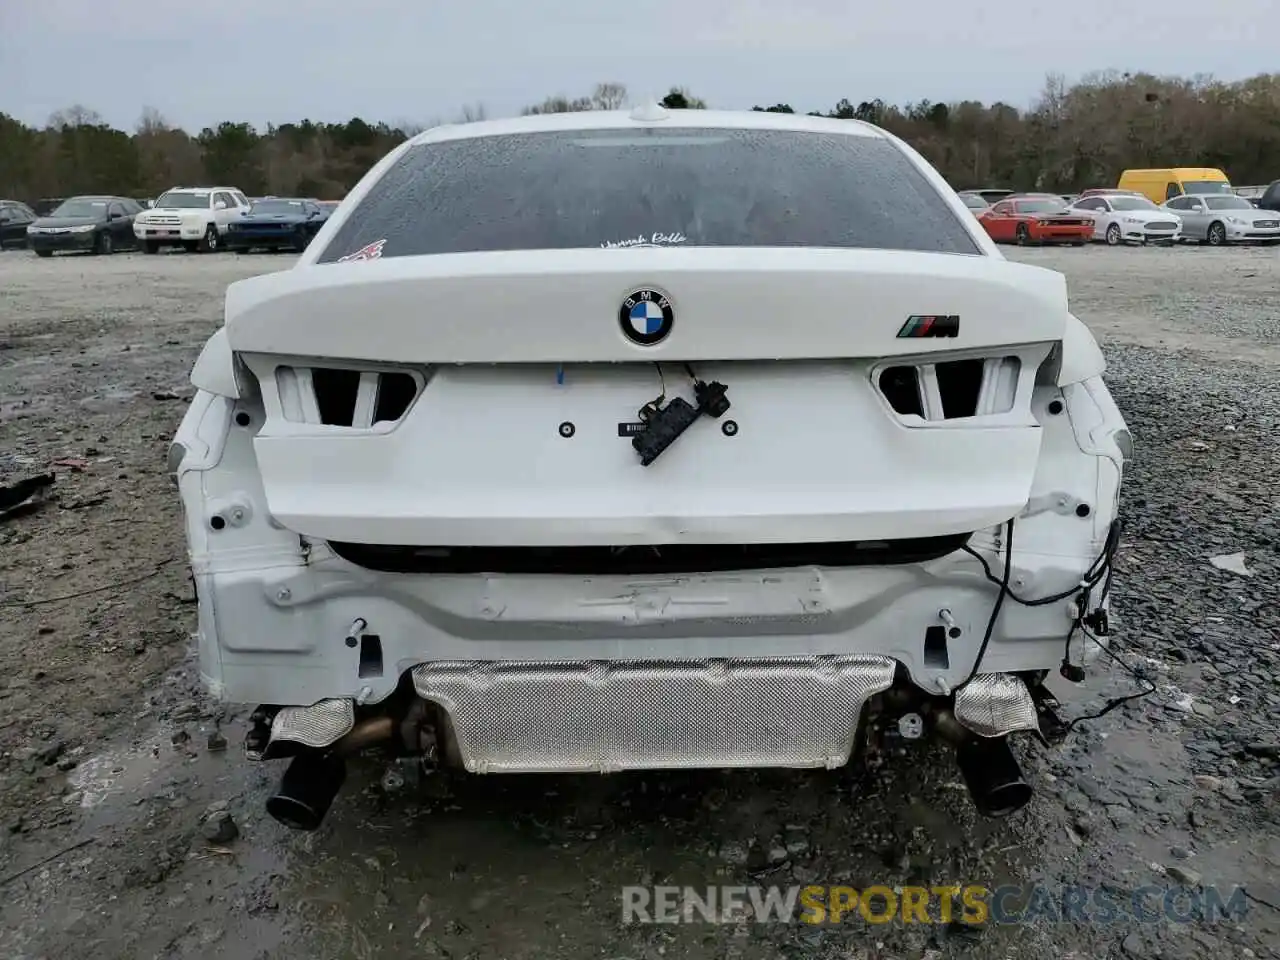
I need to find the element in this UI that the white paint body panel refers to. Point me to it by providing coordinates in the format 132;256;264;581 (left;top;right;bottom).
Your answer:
244;356;1050;546
225;247;1064;363
172;108;1131;739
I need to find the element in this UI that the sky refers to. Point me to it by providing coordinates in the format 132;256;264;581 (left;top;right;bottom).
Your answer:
1;0;1275;132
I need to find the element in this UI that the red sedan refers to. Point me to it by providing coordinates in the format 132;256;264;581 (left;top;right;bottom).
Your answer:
978;194;1094;245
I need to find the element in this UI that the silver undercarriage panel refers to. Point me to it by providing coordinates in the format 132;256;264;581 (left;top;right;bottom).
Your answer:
409;655;898;773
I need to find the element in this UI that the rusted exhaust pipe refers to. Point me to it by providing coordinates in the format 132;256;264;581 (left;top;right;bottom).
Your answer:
333;715;395;756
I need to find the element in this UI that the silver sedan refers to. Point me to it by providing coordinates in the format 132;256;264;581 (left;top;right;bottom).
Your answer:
1162;194;1280;245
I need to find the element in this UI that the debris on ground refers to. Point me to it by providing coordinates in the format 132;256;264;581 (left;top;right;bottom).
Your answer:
0;473;55;521
1209;552;1253;577
200;809;239;844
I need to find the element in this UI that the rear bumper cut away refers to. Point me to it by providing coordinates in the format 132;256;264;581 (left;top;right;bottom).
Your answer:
192;535;1112;710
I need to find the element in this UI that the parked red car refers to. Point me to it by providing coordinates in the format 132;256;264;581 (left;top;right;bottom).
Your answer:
978;194;1094;245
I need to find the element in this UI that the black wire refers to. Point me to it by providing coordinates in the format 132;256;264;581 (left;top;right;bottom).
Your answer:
640;363;667;418
956;518;1014;689
956;512;1144;725
957;515;1122;689
1;557;180;607
1062;625;1156;731
960;518;1121;606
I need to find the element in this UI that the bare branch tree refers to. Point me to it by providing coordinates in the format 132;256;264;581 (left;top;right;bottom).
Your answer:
47;105;104;129
591;82;628;110
136;106;170;136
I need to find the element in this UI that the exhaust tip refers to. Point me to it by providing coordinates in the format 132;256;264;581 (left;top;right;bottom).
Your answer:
266;752;347;831
970;779;1033;818
955;735;1032;818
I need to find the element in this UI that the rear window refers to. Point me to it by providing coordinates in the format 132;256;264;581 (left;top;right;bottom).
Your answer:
317;127;981;261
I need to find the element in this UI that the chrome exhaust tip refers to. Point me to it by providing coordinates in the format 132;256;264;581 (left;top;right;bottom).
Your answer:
266;752;347;831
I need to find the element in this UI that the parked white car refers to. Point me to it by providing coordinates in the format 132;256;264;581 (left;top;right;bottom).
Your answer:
1162;194;1280;245
133;186;251;253
172;106;1130;831
1068;194;1182;244
956;191;991;217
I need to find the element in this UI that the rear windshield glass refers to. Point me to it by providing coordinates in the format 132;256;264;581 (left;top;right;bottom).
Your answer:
317;127;981;261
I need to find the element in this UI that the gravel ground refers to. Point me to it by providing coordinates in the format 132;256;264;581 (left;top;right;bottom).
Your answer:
1;244;1278;960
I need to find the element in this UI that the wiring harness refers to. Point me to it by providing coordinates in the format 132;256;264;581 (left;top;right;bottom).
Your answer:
957;515;1154;732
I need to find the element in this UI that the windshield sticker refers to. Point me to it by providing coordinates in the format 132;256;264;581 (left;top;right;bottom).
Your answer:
601;231;687;249
337;239;386;262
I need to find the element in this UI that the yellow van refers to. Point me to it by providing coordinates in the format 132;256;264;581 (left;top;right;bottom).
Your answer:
1117;168;1232;204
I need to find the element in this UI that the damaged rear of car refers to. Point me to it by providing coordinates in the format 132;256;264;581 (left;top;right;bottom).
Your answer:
171;107;1130;831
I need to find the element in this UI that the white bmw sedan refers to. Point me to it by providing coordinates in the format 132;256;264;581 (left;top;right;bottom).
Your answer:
170;105;1130;831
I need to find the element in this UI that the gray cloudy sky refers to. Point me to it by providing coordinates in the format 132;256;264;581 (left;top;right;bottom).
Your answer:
1;0;1272;131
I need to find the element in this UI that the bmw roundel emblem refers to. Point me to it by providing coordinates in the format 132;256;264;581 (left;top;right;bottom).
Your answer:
619;289;674;346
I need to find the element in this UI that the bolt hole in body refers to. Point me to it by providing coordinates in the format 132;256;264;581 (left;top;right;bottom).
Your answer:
358;635;384;678
1047;399;1064;415
209;515;226;530
923;625;950;668
1075;503;1092;518
235;411;251;427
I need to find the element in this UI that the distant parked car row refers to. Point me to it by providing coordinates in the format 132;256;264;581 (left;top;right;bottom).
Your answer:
970;194;1094;246
0;187;343;257
960;169;1280;247
968;190;1280;247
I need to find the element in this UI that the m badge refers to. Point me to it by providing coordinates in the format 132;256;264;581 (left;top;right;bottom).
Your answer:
897;314;960;338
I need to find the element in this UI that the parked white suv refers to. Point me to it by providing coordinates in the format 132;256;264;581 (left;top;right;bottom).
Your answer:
134;186;250;253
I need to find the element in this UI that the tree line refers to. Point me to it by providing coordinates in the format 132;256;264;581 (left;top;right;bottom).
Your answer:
2;72;1278;205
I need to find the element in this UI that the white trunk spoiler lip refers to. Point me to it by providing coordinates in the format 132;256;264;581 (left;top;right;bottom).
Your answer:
224;247;1068;364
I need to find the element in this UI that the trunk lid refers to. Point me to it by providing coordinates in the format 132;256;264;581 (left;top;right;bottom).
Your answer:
226;247;1065;362
225;248;1066;548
